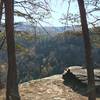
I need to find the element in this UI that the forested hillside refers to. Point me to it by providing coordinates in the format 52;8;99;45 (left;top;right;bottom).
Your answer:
0;28;100;83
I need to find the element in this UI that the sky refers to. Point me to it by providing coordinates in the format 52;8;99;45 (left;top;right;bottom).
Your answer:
42;0;79;26
9;0;100;27
14;0;79;27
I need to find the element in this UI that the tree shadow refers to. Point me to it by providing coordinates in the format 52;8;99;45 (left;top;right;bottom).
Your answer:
62;69;100;97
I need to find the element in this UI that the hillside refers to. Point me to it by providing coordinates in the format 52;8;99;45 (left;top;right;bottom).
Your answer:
0;30;100;85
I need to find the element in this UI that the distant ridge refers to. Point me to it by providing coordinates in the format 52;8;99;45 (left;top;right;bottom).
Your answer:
0;22;81;35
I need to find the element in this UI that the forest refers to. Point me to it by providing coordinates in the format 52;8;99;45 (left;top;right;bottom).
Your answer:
0;0;100;100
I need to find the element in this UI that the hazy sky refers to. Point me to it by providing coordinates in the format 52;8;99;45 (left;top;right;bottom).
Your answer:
14;0;100;27
42;0;79;26
14;0;79;26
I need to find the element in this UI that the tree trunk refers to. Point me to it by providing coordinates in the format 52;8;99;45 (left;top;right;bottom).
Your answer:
0;0;3;88
4;0;20;100
0;0;3;21
77;0;96;100
0;0;3;31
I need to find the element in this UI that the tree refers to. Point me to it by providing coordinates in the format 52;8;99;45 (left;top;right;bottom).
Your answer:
1;0;51;27
60;0;100;28
0;0;3;26
4;0;20;99
0;0;6;50
14;0;51;37
0;0;4;87
77;0;96;100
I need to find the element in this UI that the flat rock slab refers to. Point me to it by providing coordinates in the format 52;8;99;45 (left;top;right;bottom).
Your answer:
1;66;100;100
67;66;100;86
19;75;87;100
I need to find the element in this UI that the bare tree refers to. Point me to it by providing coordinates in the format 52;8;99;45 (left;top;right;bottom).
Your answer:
60;0;100;27
0;0;4;88
0;0;3;25
13;0;51;28
0;0;3;33
77;0;96;100
4;0;20;99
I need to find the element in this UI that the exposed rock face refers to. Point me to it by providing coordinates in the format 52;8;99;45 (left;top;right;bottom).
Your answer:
63;66;100;91
19;75;87;100
1;66;100;100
